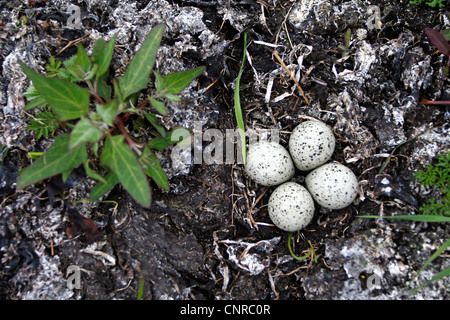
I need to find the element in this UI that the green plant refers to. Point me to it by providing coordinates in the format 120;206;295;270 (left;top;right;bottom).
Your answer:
415;152;450;216
18;24;205;208
27;110;60;139
361;153;450;292
234;32;247;165
287;232;317;262
360;214;450;293
410;0;446;8
337;28;352;58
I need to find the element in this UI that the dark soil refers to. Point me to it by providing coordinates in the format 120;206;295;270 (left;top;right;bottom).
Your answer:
0;0;449;300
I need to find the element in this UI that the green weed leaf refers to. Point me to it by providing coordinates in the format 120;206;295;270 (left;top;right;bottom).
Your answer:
119;24;165;100
101;135;151;207
84;160;107;185
96;99;118;127
140;144;169;190
69;117;103;150
147;128;190;151
17;135;87;188
91;171;119;200
145;113;166;137
158;66;205;95
149;97;167;115
97;72;112;101
20;61;90;120
28;110;59;139
75;44;92;73
95;34;117;78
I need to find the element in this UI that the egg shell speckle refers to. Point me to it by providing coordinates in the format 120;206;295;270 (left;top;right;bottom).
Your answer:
305;162;359;210
268;182;315;232
245;140;295;186
289;121;335;171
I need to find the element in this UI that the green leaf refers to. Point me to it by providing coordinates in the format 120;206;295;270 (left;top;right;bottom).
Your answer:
165;93;181;102
91;171;119;200
146;128;191;151
118;24;165;100
140;144;169;190
91;38;106;62
100;135;151;207
148;97;167;115
45;56;62;77
20;61;90;120
84;161;107;185
95;33;117;78
161;66;205;95
69;117;103;150
64;44;92;81
27;152;44;160
153;71;165;92
61;169;72;183
17;135;87;188
25;96;47;110
75;44;92;73
145;113;166;137
97;71;112;101
23;85;48;109
96;99;118;127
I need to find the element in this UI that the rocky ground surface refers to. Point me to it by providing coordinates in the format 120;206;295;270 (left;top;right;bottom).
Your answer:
0;0;449;300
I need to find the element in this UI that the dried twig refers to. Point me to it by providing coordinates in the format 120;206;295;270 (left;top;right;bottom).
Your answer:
272;51;311;106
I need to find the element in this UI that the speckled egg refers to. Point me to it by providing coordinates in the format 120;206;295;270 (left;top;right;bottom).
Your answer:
268;182;315;232
245;140;295;186
289;120;335;171
305;163;359;210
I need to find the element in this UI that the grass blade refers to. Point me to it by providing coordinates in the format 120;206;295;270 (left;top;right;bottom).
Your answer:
410;267;450;294
359;214;450;222
417;238;450;275
234;33;247;165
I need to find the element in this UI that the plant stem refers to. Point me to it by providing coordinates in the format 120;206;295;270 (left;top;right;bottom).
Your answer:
86;80;105;104
116;117;143;155
288;232;312;261
420;99;450;105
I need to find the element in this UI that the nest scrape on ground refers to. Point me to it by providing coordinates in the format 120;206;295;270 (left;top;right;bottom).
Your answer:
0;0;449;300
